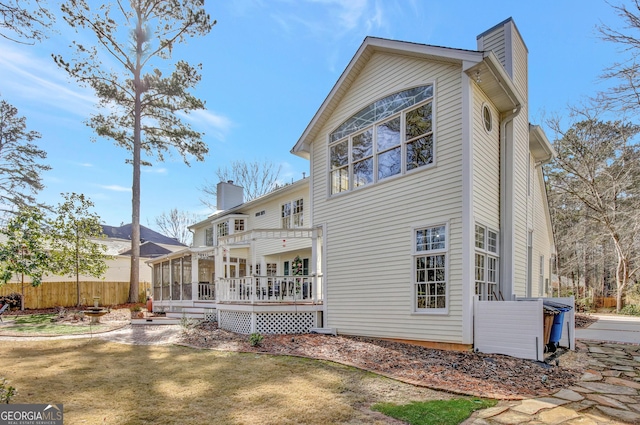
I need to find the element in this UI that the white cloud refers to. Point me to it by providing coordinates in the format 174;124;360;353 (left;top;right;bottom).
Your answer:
182;109;234;141
270;0;385;39
0;41;98;118
99;184;131;192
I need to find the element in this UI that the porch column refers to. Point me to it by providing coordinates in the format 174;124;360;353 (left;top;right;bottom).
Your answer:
251;235;257;302
192;253;199;302
311;227;318;302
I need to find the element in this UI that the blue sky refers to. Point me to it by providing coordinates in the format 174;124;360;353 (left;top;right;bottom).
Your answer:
0;0;623;230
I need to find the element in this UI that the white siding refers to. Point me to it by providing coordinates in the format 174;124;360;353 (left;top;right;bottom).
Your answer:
531;165;554;296
480;27;506;68
474;298;544;361
511;24;530;296
312;52;466;343
472;87;500;229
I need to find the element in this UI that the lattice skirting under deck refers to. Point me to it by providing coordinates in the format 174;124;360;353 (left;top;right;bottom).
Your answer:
218;310;319;334
218;311;252;334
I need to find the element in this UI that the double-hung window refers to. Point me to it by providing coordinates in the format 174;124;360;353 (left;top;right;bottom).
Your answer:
414;224;447;312
282;199;303;228
216;221;229;246
474;224;499;300
330;85;434;195
205;227;213;246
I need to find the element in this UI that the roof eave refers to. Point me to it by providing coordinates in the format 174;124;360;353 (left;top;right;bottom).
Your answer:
464;51;523;114
529;124;556;164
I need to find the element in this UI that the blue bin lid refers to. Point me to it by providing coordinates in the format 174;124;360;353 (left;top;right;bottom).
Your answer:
543;300;573;311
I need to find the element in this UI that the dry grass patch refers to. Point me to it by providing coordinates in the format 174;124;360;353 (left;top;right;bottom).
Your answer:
0;339;453;424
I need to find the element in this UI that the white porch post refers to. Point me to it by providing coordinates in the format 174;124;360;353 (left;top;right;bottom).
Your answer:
191;253;199;302
215;246;223;300
311;227;318;302
251;234;257;302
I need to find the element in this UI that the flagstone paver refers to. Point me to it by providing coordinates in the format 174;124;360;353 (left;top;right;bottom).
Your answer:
595;405;640;423
584;394;630;410
576;381;638;395
468;340;640;424
537;406;581;425
553;389;585;402
580;371;603;382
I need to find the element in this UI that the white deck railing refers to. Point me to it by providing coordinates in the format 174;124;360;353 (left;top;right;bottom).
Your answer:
217;275;322;303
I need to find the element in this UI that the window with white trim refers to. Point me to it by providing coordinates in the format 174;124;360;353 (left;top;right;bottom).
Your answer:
282;199;303;228
205;227;213;247
330;85;434;194
234;219;245;232
216;221;229;246
475;224;499;300
414;224;447;311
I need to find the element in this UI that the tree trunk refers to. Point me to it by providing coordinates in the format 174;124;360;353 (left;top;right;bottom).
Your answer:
76;231;81;306
128;8;143;304
612;235;629;313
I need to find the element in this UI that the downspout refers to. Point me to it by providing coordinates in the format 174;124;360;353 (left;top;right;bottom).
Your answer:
500;104;522;301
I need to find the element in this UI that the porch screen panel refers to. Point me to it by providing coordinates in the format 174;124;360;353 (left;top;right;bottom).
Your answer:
182;255;192;300
161;261;170;300
153;264;161;301
171;258;181;300
198;258;215;300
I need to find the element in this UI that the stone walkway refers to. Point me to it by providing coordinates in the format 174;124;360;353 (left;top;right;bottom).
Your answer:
466;341;640;425
0;324;182;345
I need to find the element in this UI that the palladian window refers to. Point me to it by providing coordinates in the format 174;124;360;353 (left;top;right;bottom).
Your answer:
330;85;434;194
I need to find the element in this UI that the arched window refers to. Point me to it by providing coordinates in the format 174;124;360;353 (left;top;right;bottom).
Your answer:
329;85;434;194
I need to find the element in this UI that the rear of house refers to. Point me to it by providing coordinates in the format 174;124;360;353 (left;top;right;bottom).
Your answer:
291;18;556;349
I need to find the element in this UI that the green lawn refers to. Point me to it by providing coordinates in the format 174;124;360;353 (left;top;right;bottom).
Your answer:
373;398;497;425
0;314;119;335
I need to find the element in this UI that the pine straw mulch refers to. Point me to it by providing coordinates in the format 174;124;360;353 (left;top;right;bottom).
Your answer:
178;321;583;400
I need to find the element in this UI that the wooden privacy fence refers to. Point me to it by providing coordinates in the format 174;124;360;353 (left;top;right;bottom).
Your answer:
594;297;617;309
0;281;151;309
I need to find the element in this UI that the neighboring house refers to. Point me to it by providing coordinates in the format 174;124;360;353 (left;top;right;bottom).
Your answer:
37;223;186;284
149;18;564;359
0;223;185;308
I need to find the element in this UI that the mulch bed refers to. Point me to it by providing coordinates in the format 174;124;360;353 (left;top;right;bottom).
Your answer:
179;322;582;400
575;313;598;329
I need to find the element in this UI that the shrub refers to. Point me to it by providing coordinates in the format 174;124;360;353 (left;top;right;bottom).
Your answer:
249;332;264;347
179;312;199;331
0;293;22;309
0;378;17;404
619;304;640;316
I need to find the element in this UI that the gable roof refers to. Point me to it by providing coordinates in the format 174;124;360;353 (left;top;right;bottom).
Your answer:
101;224;186;247
119;241;186;258
291;35;523;158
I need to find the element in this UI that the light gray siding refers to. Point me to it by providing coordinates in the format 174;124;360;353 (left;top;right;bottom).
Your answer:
472;87;500;230
312;52;466;343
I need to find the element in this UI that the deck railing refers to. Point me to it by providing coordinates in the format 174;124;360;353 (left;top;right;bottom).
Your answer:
198;282;216;300
217;275;322;303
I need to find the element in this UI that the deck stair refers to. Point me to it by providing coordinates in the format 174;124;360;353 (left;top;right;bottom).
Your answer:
130;316;181;325
164;306;216;321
